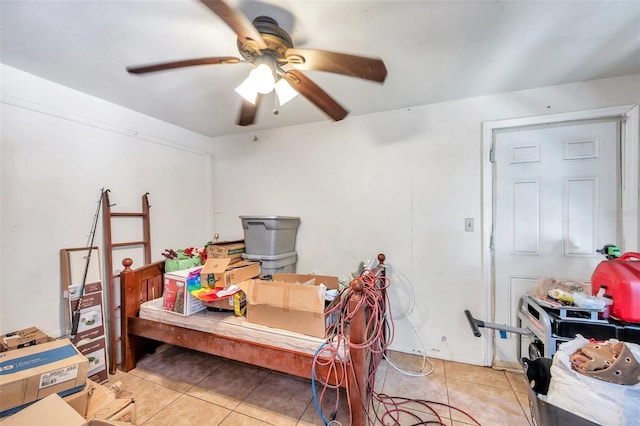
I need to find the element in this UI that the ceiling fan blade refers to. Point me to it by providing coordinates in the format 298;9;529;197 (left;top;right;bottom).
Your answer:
284;70;348;122
286;48;387;83
200;0;268;50
237;94;262;126
127;57;241;74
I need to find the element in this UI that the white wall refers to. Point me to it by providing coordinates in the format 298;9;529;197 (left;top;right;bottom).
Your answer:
210;73;640;365
0;65;214;337
2;65;638;366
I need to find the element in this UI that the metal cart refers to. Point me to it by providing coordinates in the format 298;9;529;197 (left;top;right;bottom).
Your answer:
515;295;615;360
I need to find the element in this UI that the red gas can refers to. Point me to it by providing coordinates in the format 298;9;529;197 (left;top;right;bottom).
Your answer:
591;252;640;323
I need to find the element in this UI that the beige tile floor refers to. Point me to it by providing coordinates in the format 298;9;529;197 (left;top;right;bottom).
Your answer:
110;345;533;426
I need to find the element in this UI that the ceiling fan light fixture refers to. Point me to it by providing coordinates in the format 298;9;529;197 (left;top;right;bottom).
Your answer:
274;78;298;105
251;63;276;94
235;62;276;103
234;76;258;104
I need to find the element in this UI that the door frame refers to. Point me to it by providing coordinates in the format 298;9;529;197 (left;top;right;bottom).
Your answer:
480;104;639;366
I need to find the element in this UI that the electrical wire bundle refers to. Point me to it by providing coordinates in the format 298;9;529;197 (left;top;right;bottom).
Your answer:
311;264;483;425
372;393;481;425
312;267;392;425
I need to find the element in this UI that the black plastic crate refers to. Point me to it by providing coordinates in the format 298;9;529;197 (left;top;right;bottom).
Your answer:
547;310;620;341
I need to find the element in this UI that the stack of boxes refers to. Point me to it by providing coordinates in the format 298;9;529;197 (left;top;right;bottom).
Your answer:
198;256;260;312
0;338;89;417
161;240;261;315
239;216;301;276
159;215;347;339
0;332;135;424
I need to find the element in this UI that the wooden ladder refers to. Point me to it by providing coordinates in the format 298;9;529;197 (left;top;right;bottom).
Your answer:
102;189;151;374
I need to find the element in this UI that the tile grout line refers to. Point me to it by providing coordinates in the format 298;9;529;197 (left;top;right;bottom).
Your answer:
509;379;533;426
442;360;453;422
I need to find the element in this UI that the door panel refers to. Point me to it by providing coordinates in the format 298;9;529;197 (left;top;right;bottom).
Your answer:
493;120;619;367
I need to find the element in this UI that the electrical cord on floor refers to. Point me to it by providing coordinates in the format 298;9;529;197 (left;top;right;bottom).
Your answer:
312;265;483;425
382;351;435;377
372;393;483;425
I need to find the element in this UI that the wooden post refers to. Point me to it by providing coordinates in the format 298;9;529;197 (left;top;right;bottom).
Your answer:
119;258;136;372
347;253;386;425
348;277;367;426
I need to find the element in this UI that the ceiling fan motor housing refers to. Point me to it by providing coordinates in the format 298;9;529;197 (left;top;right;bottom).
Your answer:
237;16;293;63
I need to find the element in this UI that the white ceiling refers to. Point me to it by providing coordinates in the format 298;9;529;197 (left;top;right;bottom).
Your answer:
2;0;640;138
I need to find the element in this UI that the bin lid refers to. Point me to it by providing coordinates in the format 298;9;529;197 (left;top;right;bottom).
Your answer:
239;215;300;220
242;251;297;261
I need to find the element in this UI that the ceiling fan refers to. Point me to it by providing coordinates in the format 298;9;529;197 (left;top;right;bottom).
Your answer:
126;0;388;126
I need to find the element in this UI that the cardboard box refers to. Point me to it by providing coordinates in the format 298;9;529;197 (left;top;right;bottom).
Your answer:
240;273;340;338
0;339;88;417
163;266;206;316
206;240;245;262
271;273;340;289
203;297;235;311
0;393;131;426
86;379;135;424
63;379;95;417
89;420;131;425
203;291;246;313
200;258;260;289
0;327;49;352
0;394;85;425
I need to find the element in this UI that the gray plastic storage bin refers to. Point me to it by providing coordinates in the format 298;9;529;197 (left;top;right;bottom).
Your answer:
240;216;301;255
242;251;297;276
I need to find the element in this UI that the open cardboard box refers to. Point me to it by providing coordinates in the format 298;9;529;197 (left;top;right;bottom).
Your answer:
239;273;340;338
200;257;259;289
63;380;95;418
0;394;130;426
85;379;135;424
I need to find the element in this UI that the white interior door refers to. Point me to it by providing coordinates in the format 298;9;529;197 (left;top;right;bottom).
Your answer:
492;119;620;367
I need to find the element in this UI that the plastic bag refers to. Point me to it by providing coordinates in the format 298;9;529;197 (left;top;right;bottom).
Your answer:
531;277;591;300
165;256;201;272
572;292;607;309
542;335;640;425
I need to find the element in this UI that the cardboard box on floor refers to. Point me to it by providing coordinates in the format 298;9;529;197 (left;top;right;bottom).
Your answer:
239;273;340;338
0;394;131;426
0;338;88;417
63;379;95;417
0;327;50;352
206;240;245;263
200;258;259;289
85;379;135;424
61;378;135;423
